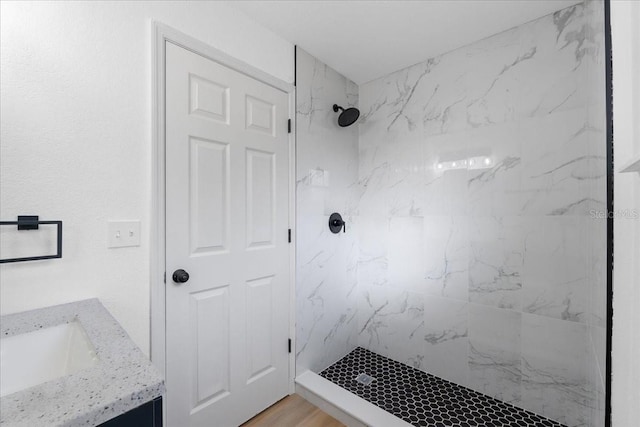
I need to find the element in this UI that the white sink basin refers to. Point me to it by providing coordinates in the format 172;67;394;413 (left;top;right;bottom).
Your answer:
0;320;99;397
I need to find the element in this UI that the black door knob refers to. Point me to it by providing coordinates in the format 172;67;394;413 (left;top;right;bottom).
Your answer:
172;269;190;284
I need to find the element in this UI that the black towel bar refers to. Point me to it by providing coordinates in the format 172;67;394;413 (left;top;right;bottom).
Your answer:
0;216;63;263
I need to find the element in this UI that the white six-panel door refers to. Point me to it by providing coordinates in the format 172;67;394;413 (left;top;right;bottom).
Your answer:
165;42;290;427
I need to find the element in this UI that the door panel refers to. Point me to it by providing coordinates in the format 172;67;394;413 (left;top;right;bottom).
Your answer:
165;42;290;427
245;95;275;136
190;286;230;407
246;149;275;249
246;275;275;383
189;137;229;254
189;74;230;123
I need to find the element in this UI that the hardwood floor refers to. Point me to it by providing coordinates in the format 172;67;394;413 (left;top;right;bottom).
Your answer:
241;394;346;427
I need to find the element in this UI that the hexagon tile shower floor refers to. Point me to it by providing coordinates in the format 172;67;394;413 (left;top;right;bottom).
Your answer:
320;347;564;427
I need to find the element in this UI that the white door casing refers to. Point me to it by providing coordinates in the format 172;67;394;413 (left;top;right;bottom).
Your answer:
165;41;291;427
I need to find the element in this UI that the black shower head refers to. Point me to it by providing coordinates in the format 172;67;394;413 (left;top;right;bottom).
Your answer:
333;104;360;127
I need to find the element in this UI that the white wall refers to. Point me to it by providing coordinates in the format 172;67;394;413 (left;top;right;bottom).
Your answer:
611;1;640;425
0;1;293;354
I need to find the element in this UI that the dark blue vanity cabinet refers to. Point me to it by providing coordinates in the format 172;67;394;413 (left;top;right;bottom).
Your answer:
98;397;162;427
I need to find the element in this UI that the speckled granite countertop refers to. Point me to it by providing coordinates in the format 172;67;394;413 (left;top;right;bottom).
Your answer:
0;299;165;427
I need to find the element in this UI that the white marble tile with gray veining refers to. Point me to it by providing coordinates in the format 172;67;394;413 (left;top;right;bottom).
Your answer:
521;313;592;427
423;216;469;301
468;304;522;405
519;109;606;216
296;216;359;373
360;4;593;140
358;286;425;369
522;216;589;323
356;216;389;288
466;122;522;216
423;295;469;386
295;48;360;373
357;137;427;217
422;131;470;216
387;216;426;292
469;216;524;310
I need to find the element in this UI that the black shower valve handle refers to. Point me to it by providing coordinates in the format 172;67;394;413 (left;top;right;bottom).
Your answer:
332;218;346;232
329;212;346;234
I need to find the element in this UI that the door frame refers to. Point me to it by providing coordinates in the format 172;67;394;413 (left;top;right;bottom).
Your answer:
151;22;297;396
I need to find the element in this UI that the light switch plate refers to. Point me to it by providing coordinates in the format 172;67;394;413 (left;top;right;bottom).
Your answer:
107;220;141;248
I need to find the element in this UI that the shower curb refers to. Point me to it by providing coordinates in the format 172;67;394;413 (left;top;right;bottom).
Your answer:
295;370;413;427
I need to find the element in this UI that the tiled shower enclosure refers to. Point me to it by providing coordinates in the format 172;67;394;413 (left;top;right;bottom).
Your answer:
296;1;607;426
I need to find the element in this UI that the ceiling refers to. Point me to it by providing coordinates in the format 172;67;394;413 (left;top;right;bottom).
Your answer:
227;0;581;85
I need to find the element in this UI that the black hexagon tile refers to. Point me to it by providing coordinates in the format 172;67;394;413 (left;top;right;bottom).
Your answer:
319;347;565;427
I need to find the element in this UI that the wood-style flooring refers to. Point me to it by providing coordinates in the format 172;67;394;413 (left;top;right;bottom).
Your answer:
240;394;345;427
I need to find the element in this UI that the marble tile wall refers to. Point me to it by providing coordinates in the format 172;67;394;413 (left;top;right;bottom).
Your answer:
356;2;607;426
295;48;360;373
